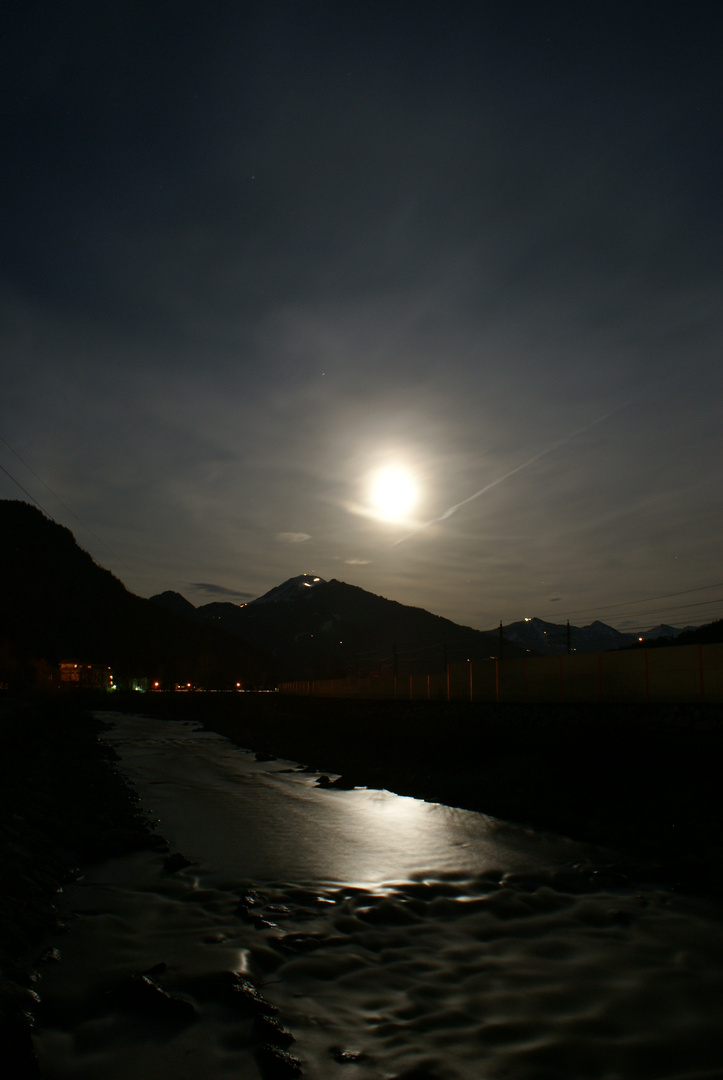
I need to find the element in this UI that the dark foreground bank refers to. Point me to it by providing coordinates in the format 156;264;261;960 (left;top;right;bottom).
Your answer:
0;698;161;1078
122;692;723;892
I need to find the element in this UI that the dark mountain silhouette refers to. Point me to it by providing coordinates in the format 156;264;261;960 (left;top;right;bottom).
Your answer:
644;623;698;640
502;617;626;655
500;616;693;656
671;619;723;645
622;618;723;649
0;501;267;690
151;574;525;680
150;590;201;621
152;578;705;676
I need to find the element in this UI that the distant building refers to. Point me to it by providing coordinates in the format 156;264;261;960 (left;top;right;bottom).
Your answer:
58;661;114;691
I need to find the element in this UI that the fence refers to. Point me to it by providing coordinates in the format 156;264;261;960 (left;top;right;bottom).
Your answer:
278;642;723;704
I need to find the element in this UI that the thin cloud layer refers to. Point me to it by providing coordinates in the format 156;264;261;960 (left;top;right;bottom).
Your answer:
277;533;312;544
1;3;721;631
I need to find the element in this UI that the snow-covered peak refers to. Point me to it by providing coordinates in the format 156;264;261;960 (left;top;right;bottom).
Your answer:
250;574;326;604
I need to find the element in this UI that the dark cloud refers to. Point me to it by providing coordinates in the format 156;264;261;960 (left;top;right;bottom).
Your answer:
189;583;255;601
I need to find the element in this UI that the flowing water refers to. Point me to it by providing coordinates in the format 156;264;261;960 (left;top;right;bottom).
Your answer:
33;712;723;1079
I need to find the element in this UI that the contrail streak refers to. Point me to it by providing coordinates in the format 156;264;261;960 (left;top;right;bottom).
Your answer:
393;402;631;546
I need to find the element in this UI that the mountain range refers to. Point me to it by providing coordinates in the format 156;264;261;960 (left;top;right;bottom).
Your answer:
150;574;518;680
150;575;695;677
500;616;694;656
0;500;715;692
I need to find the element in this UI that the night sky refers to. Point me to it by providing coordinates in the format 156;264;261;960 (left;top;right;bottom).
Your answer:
2;1;722;632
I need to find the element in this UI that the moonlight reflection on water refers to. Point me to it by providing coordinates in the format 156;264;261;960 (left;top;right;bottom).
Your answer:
33;713;723;1080
102;715;582;886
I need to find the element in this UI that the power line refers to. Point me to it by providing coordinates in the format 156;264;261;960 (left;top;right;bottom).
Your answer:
606;597;723;625
0;435;125;564
0;435;153;591
0;462;54;519
567;596;723;625
554;581;723;621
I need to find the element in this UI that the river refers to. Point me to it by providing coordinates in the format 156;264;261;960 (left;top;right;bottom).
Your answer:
32;712;723;1079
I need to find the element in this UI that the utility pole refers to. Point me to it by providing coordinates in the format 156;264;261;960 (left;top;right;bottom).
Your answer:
566;619;571;655
393;642;398;678
499;620;503;660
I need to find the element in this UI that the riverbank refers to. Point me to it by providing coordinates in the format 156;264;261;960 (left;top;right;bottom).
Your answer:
13;699;723;1080
118;692;723;893
2;692;722;1075
0;697;162;1078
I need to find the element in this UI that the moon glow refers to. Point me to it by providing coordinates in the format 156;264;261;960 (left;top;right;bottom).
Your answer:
370;467;418;522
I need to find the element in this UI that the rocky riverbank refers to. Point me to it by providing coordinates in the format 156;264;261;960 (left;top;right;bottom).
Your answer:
0;697;162;1078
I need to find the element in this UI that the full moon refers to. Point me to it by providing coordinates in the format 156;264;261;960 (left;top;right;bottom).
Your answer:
370;467;418;522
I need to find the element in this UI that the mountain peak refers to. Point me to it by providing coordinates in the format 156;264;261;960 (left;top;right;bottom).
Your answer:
250;574;326;604
149;591;199;620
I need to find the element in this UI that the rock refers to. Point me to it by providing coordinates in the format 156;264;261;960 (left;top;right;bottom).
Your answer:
332;1048;369;1064
178;970;278;1018
254;1044;303;1079
107;974;196;1024
271;932;326;954
226;978;279;1018
253;1014;295;1047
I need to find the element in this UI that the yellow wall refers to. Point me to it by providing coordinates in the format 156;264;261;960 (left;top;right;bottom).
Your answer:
279;643;723;704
